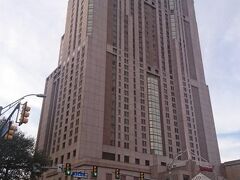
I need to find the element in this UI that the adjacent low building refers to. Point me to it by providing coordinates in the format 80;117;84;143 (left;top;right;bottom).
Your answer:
222;159;240;180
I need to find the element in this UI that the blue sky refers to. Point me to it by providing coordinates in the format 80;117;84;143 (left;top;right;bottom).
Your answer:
0;0;239;162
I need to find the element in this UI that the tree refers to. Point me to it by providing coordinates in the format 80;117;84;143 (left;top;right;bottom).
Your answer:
0;131;50;180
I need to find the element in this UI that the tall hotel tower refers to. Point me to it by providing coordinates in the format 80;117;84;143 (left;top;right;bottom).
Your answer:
37;0;221;179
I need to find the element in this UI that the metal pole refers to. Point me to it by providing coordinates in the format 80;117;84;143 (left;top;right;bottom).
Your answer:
0;93;46;116
0;106;3;129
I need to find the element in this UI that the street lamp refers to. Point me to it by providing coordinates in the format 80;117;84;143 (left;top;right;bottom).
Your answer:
35;94;46;98
0;93;46;116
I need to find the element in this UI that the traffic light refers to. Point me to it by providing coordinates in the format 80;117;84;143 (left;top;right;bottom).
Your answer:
92;165;98;177
65;163;71;176
4;122;17;140
140;172;144;180
32;163;42;174
115;168;120;179
19;102;31;126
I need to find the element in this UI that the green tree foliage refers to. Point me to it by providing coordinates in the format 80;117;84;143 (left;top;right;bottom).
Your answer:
0;131;50;180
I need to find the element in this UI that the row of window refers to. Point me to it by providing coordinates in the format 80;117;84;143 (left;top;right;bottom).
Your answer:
51;48;85;156
53;149;76;165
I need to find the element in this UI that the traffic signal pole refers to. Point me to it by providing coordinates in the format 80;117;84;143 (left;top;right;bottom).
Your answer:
0;93;46;139
0;93;46;116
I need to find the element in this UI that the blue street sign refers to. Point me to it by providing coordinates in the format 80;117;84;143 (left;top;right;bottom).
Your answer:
71;171;88;178
0;120;10;138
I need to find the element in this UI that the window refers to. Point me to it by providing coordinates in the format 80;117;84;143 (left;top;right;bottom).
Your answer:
102;152;115;161
87;0;94;35
68;139;72;145
55;158;58;165
161;162;167;166
61;155;64;163
124;142;129;149
73;150;76;157
106;174;113;180
145;160;150;166
135;158;140;165
124;156;129;163
74;136;78;143
147;75;163;155
143;148;147;153
121;175;126;180
183;175;190;180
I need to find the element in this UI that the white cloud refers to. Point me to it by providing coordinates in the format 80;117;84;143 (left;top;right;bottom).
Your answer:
218;136;240;162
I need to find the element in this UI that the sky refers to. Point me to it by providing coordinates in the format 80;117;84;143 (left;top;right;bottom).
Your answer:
0;0;239;163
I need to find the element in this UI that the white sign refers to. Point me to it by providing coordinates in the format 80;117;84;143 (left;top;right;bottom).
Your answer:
57;164;64;173
192;173;211;180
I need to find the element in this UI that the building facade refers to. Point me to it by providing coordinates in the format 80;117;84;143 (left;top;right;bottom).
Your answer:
36;0;221;179
222;160;240;180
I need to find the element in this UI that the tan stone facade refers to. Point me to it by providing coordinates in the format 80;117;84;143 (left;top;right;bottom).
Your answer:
36;0;221;179
222;160;240;180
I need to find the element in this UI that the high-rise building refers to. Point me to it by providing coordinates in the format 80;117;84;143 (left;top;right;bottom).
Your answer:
36;0;221;179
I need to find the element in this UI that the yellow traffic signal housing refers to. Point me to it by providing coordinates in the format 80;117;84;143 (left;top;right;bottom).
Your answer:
115;168;120;179
140;172;145;180
4;122;17;140
19;102;31;125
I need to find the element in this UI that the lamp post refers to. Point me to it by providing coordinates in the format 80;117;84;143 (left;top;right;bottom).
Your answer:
167;149;212;180
167;150;188;180
0;93;46;116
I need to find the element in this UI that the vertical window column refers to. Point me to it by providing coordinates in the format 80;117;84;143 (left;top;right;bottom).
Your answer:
87;0;94;35
147;75;163;155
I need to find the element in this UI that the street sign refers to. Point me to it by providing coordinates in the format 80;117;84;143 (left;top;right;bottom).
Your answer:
0;120;10;138
0;106;3;115
72;171;88;178
32;163;42;173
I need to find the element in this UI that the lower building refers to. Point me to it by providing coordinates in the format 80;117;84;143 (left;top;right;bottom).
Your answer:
222;159;240;180
41;159;222;180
